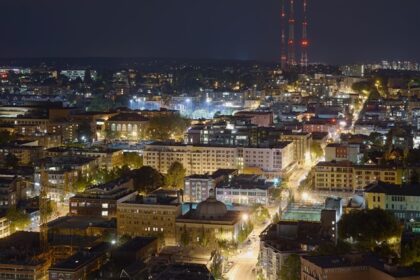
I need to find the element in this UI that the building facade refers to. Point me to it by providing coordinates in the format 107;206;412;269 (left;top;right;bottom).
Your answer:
365;182;420;222
69;178;137;218
144;142;295;178
314;161;403;192
325;143;362;164
184;169;238;203
117;195;182;246
215;174;275;206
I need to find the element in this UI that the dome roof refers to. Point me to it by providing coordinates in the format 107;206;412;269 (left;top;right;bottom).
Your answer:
195;189;227;220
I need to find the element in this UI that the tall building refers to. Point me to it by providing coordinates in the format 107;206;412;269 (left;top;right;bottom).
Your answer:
184;169;238;203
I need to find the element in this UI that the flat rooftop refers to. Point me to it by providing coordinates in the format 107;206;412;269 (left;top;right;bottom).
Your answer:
46;216;116;230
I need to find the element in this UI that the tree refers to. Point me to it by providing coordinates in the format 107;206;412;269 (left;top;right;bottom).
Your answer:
272;212;280;224
4;153;19;168
76;121;93;143
130;166;165;193
147;115;190;141
180;225;190;246
6;207;30;232
40;199;58;221
123;152;143;169
0;131;16;145
270;187;282;201
251;204;270;224
279;254;300;280
338;209;402;249
410;170;420;184
238;220;254;243
210;250;224;280
401;236;420;266
368;132;385;148
311;142;323;160
74;176;90;193
165;161;186;189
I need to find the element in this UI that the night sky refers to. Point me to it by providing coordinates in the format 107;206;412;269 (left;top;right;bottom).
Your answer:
0;0;419;64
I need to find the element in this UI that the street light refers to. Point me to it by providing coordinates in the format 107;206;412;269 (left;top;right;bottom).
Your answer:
302;192;309;202
242;213;249;222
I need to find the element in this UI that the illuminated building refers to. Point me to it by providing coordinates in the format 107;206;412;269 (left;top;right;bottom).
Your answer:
37;156;99;201
184;169;238;203
46;146;124;170
0;216;10;238
105;112;149;141
49;243;109;280
175;189;245;246
117;194;182;246
144;141;295;178
301;254;420;280
215;174;275;206
365;182;420;222
69;177;136;218
325;143;362;164
0;232;50;280
314;161;403;192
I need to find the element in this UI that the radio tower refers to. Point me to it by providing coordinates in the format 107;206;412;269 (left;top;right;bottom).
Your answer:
287;0;296;67
300;0;309;68
280;0;287;70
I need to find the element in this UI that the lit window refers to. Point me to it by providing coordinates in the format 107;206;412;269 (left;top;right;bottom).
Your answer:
102;211;108;216
102;203;109;209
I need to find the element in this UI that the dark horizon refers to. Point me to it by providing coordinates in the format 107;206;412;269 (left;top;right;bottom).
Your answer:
0;0;419;64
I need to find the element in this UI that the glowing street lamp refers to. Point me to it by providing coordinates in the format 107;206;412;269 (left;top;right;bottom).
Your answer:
242;213;249;222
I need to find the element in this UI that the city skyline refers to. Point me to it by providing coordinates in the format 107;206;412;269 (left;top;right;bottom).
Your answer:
0;0;419;64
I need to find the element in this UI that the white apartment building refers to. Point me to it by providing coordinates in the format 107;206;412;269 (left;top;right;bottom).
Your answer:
144;142;296;177
215;175;275;206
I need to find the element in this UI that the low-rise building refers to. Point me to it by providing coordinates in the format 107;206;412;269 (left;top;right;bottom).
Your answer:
46;146;124;170
259;217;336;280
43;216;116;263
37;156;99;201
69;177;137;218
301;254;420;280
175;189;245;246
105;112;149;141
314;161;403;192
325;143;362;164
112;237;158;264
234;110;274;127
0;232;50;280
365;181;420;222
216;174;276;206
49;242;109;280
117;194;182;246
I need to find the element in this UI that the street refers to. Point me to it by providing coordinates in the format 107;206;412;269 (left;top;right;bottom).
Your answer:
226;164;313;280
